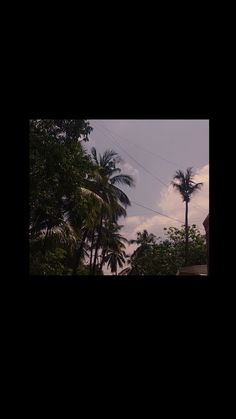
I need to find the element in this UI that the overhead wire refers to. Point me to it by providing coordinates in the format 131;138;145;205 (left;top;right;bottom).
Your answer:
94;121;208;213
92;120;208;220
94;120;185;170
94;121;208;212
93;121;169;187
131;201;184;224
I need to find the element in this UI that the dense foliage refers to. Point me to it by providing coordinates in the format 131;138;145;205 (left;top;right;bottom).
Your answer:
120;225;207;276
29;119;134;275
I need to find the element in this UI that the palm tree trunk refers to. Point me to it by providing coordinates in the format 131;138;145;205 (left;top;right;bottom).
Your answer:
99;248;107;271
92;215;103;275
73;229;88;275
89;228;95;274
185;201;189;265
42;224;49;255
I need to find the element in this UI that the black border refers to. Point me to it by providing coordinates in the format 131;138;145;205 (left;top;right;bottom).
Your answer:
14;75;221;318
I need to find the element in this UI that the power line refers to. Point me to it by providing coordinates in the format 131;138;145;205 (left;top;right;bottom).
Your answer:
92;121;208;215
92;123;188;224
133;144;185;170
93;121;169;187
131;201;206;229
95;120;185;170
94;120;207;211
133;144;209;213
131;201;184;224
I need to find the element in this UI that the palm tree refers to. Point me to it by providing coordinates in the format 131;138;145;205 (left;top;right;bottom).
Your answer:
105;243;127;275
62;188;107;275
130;229;156;246
127;230;156;275
54;147;134;276
119;230;156;276
172;167;203;266
30;180;107;270
130;229;156;257
90;147;135;275
99;222;129;273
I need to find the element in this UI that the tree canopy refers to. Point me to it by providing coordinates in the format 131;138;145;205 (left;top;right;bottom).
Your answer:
29;119;134;275
120;225;207;276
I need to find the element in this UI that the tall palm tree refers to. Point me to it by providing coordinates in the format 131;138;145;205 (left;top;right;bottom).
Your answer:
90;147;135;275
172;167;203;266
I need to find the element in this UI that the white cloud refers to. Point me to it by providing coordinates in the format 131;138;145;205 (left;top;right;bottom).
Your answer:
133;215;180;236
124;215;145;225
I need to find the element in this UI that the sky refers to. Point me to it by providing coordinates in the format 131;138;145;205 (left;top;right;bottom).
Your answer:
85;120;209;275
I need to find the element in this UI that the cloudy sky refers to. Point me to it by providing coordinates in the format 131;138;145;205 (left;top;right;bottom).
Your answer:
85;120;209;275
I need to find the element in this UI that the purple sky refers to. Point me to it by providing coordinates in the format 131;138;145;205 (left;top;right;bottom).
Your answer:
85;120;209;274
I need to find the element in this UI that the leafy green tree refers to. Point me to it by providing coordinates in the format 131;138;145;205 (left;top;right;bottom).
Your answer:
120;225;207;276
29;120;135;276
172;168;203;266
30;119;93;237
29;119;94;275
29;223;76;275
164;225;207;267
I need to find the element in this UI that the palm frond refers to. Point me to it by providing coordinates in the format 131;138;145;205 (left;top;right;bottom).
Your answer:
108;167;122;176
186;167;194;179
171;181;182;190
91;147;98;165
113;202;127;218
172;167;203;203
87;170;104;185
189;182;203;195
115;235;129;244
100;149;118;166
119;267;131;275
110;174;135;187
79;187;105;206
173;170;185;181
110;184;131;207
117;255;126;267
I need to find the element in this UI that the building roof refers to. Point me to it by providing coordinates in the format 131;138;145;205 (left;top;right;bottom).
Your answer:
203;214;209;231
176;265;208;276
